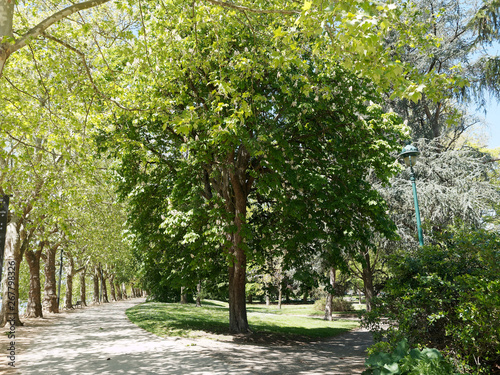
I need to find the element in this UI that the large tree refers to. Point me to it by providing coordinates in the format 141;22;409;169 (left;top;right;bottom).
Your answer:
98;0;408;333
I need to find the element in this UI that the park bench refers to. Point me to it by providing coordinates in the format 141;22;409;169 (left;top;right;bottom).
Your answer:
75;301;83;308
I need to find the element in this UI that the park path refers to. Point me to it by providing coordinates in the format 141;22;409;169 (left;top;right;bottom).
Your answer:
1;298;372;375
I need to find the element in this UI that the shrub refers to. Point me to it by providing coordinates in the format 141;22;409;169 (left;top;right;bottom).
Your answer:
313;297;353;312
362;227;500;374
363;339;457;375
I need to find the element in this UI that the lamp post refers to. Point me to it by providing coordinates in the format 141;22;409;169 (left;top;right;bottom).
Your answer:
399;144;424;246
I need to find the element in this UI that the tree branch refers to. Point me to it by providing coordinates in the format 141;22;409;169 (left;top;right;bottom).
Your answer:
42;32;145;112
10;0;113;55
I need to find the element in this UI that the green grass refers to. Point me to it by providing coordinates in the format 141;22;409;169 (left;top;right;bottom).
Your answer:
126;300;359;341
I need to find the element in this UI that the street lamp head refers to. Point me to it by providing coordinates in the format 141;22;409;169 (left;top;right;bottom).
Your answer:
399;144;420;167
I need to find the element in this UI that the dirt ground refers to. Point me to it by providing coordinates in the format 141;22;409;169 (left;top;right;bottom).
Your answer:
0;298;373;374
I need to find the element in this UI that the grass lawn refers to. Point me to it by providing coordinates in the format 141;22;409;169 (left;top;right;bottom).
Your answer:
126;299;359;342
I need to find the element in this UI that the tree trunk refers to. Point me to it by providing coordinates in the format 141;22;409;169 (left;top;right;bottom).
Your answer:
93;267;100;304
277;284;282;309
362;251;375;312
0;219;23;326
0;1;14;38
80;268;87;306
25;241;44;318
64;256;75;309
227;186;249;333
121;283;127;299
109;274;116;301
324;267;336;321
43;243;60;313
302;289;309;303
196;281;202;307
115;283;122;300
180;286;188;304
0;0;14;78
101;269;109;303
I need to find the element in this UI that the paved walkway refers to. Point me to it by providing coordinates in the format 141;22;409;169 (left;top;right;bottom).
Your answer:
1;298;372;374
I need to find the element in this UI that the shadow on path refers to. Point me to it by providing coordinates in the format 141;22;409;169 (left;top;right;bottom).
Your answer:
1;298;372;374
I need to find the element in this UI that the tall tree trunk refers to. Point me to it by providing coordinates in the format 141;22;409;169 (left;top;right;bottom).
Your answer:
109;274;116;301
43;243;60;313
93;266;100;304
227;186;249;333
324;267;336;321
80;268;87;306
25;240;44;318
115;282;122;300
101;269;109;303
0;218;23;326
362;251;375;312
64;256;74;309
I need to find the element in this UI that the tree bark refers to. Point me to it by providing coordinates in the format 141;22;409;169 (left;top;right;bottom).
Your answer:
64;257;86;309
121;283;127;299
0;1;14;38
109;274;116;301
227;182;249;333
43;243;60;313
115;282;122;300
25;240;45;318
0;218;23;326
324;267;336;321
362;251;375;312
302;289;309;303
180;286;188;304
100;268;109;303
93;266;100;304
80;268;87;306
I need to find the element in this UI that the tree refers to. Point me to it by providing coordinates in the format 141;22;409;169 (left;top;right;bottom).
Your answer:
97;0;410;333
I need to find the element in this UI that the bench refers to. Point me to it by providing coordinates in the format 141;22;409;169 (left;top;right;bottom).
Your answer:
75;301;83;308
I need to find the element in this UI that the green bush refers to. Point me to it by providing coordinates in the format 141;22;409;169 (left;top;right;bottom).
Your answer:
313;297;353;312
362;227;500;374
363;339;457;375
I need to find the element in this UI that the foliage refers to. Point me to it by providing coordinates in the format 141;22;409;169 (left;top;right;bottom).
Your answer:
362;226;500;374
313;297;353;313
363;339;457;375
380;138;499;249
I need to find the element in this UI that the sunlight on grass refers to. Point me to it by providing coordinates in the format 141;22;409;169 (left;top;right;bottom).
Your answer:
126;300;359;340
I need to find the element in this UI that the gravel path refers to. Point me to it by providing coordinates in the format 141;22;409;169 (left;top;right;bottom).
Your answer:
1;298;372;374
